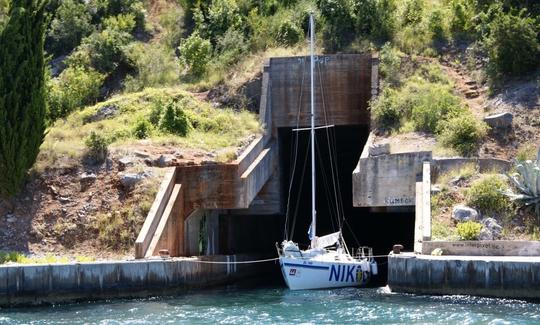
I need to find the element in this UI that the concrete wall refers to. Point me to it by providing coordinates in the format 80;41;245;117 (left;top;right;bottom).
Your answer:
388;253;540;298
0;255;271;306
353;151;432;207
422;241;540;256
269;54;372;128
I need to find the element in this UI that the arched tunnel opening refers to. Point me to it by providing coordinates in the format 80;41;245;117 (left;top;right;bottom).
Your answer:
217;125;415;287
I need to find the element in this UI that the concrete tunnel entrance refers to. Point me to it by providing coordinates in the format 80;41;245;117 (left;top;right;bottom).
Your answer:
278;125;415;286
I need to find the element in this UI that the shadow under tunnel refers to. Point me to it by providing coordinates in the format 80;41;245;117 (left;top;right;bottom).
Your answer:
219;125;415;287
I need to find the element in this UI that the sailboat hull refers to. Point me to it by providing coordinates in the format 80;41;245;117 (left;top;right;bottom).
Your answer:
279;256;371;290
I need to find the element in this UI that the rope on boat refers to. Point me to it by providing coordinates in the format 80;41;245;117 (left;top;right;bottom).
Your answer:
178;254;392;265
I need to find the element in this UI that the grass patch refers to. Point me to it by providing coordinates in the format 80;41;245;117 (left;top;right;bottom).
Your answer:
36;87;262;170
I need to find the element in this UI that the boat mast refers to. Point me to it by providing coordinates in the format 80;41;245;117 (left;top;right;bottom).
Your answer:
309;13;316;246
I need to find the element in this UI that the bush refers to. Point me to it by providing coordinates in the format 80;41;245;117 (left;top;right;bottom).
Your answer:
428;8;448;43
438;113;488;156
47;66;106;121
401;0;424;26
159;100;191;136
85;131;110;162
318;0;355;51
132;118;153;139
102;13;136;33
215;27;249;66
466;174;511;216
123;43;180;92
409;82;463;133
379;43;402;87
276;20;303;46
93;208;144;250
69;28;133;73
105;0;145;32
370;88;401;129
457;221;483;240
193;0;243;44
449;0;474;38
178;33;212;77
486;11;539;79
46;0;94;55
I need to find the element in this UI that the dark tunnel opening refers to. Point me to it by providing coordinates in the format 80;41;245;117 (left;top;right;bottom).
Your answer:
278;125;415;286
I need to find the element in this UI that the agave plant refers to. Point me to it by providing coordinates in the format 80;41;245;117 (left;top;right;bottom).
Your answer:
505;148;540;218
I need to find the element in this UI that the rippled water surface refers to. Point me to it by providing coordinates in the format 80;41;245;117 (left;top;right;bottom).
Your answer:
2;286;540;324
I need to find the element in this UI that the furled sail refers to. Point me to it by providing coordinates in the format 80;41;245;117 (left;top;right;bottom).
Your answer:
313;231;341;249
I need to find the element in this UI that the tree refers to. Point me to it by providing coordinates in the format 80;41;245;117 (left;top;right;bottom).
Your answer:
46;0;93;55
0;0;48;198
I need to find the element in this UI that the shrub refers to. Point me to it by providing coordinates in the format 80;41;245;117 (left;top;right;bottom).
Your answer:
102;13;136;33
178;33;212;77
193;0;243;44
409;82;463;133
318;0;355;51
449;0;474;38
457;221;483;240
69;28;133;73
159;100;191;136
371;0;397;41
428;8;448;43
516;143;538;161
85;131;110;162
401;0;424;26
123;43;180;92
276;20;303;46
370;88;401;129
486;11;539;79
379;43;402;87
132;118;153;139
47;66;106;121
215;27;249;66
466;174;511;216
105;0;145;32
46;0;94;55
438;113;488;156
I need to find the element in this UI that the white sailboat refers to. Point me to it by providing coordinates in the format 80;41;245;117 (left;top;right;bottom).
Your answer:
277;14;377;291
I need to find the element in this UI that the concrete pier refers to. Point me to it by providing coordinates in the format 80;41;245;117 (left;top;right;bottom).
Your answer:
388;253;540;298
0;255;276;307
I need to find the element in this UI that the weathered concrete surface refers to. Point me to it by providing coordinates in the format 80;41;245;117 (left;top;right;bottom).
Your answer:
269;54;373;128
422;241;540;256
0;255;274;307
388;253;540;298
353;149;432;207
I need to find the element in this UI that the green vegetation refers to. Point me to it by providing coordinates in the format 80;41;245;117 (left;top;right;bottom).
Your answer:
439;113;488;156
85;131;111;162
371;64;488;156
37;88;261;170
506;149;540;219
0;251;95;264
47;66;106;121
0;0;47;198
466;174;511;216
456;220;483;240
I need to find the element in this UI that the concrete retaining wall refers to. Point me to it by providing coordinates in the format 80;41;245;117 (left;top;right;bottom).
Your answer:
388;253;540;298
0;255;273;307
422;240;540;256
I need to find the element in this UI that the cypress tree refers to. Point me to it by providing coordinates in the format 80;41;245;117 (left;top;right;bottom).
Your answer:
0;0;48;198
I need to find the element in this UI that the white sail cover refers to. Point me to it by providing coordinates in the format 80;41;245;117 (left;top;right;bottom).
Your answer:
313;231;341;249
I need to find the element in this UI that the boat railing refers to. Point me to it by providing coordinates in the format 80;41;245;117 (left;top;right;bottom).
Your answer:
353;247;374;261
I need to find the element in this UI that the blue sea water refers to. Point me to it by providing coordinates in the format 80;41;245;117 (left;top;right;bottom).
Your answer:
1;286;540;324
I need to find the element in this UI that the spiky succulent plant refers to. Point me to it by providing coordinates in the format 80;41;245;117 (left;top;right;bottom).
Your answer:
505;148;540;218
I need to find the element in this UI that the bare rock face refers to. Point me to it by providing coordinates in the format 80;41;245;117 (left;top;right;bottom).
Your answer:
118;157;134;171
368;143;390;156
84;104;119;123
80;172;97;192
481;217;503;239
452;205;479;222
119;171;151;190
483;112;513;129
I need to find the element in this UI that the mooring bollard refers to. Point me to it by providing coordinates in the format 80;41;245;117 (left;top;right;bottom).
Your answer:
159;249;170;259
392;244;404;254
